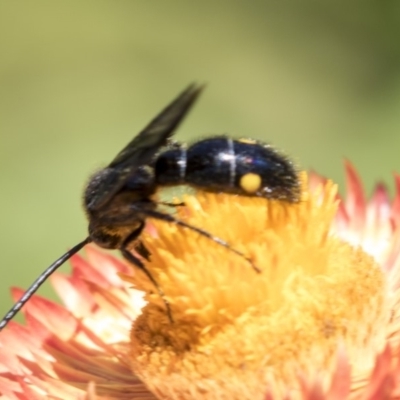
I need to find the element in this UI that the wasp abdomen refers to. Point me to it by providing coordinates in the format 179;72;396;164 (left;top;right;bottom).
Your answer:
231;139;300;201
155;137;300;202
185;137;234;188
154;147;186;185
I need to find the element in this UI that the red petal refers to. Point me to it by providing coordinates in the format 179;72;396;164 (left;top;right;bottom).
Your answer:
11;289;78;340
70;254;109;287
392;174;400;226
326;345;351;400
85;246;131;284
50;273;94;317
344;160;366;232
361;346;395;400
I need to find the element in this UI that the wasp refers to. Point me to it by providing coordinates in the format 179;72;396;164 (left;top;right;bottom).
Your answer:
0;84;300;330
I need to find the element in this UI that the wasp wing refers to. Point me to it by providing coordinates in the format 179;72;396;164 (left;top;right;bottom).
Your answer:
90;83;203;210
109;83;203;168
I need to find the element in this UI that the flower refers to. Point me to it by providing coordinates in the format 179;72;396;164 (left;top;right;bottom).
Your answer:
0;248;153;400
1;165;400;399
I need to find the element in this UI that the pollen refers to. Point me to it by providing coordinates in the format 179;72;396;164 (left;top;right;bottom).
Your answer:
123;173;389;400
239;172;262;193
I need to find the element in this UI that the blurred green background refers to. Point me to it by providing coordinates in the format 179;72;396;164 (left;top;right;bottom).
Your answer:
1;1;400;320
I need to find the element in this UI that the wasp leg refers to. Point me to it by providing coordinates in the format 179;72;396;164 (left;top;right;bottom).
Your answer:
121;228;173;323
141;209;261;274
159;201;185;207
134;240;151;260
101;206;261;274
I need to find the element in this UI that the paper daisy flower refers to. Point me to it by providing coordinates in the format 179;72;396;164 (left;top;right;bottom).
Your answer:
1;165;399;400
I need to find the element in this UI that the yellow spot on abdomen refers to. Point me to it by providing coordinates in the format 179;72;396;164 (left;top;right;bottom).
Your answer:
240;172;262;193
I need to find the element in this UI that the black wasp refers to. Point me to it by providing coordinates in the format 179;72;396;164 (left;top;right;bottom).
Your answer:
0;84;300;330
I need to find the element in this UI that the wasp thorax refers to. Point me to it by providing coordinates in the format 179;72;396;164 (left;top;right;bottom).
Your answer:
84;166;156;214
84;167;122;213
84;165;157;250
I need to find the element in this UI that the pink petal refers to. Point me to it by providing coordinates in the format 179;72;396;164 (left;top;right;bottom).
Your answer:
361;346;395;400
326;345;351;400
344;160;366;232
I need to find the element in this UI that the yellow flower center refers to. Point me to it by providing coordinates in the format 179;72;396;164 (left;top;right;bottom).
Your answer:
123;173;388;400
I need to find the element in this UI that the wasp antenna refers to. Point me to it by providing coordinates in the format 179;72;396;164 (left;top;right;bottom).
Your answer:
0;237;91;332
